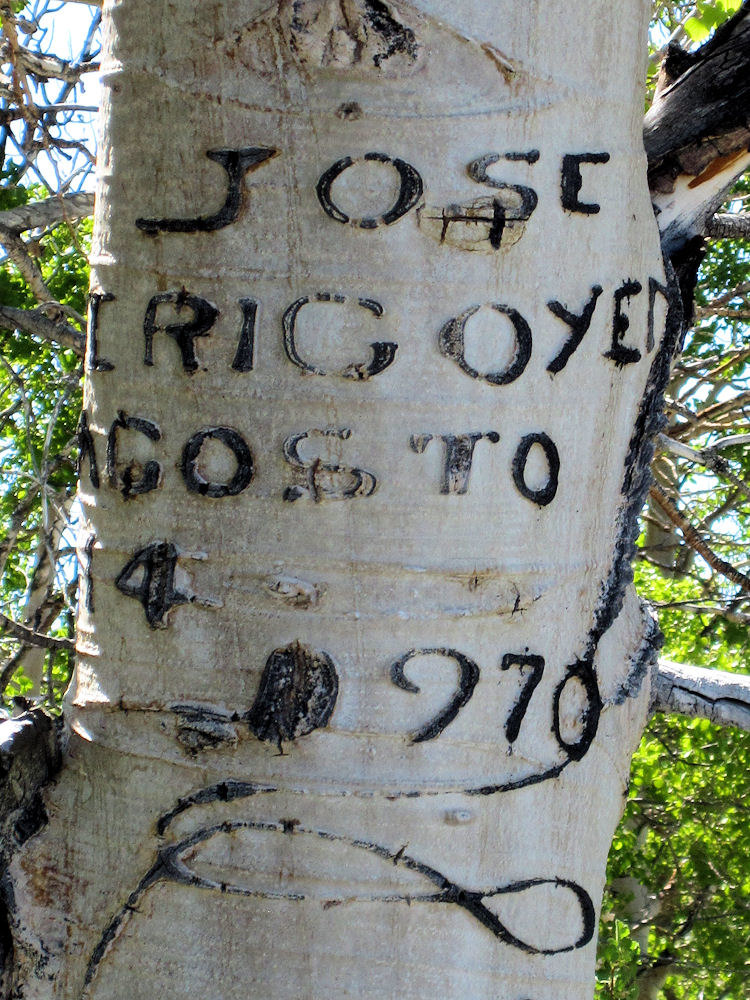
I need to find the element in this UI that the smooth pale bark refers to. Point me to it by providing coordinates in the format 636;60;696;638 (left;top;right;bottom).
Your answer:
8;2;672;997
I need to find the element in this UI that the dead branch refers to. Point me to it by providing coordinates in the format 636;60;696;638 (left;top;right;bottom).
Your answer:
651;659;750;731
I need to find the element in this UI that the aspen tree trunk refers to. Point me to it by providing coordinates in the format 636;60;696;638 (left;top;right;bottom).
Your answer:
5;2;676;997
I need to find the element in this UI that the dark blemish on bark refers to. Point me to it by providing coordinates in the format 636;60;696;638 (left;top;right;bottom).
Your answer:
106;410;161;500
136;147;278;235
245;641;339;748
390;647;480;742
86;291;114;372
283;428;377;503
647;277;669;353
316;152;423;228
76;411;99;489
0;876;13;998
546;285;603;374
83;533;95;613
561;152;611;214
579;263;683;684
231;298;257;372
363;0;419;67
552;660;602;761
409;432;500;495
180;427;254;498
172;705;239;755
511;433;560;507
143;290;219;374
114;541;190;629
604;280;643;367
615;613;663;707
500;653;545;744
281;818;300;834
12;790;47;846
282;293;396;379
336;101;363;120
439;304;532;385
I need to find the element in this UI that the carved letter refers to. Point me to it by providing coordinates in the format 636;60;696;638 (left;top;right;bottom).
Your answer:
77;412;100;489
283;428;377;502
552;660;602;761
604;279;643;367
106;411;161;499
136;147;278;234
439;304;532;385
143;290;219;373
467;151;539;246
500;652;545;744
546;285;603;374
409;432;500;495
390;647;480;743
561;153;611;214
86;291;114;372
316;152;423;228
282;294;396;379
512;433;560;507
180;427;254;498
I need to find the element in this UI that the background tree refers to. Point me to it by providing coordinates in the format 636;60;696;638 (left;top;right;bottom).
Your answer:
0;2;748;998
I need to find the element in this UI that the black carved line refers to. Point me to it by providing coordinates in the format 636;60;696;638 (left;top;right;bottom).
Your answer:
83;533;96;613
500;653;545;744
504;150;541;163
647;277;669;354
316;152;423;229
511;433;560;507
561;152;610;214
76;412;99;489
84;807;595;989
390;647;480;743
156;780;278;837
546;284;603;374
136;147;277;235
604;279;643;367
180;427;254;498
86;291;115;372
231;298;257;372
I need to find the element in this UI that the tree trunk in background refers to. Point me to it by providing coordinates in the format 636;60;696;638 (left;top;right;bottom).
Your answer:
5;2;677;997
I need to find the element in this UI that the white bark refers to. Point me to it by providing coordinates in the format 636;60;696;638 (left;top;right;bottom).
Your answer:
7;2;674;997
652;659;750;731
